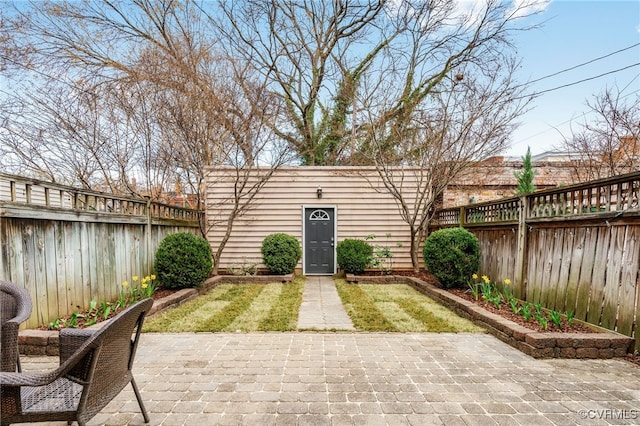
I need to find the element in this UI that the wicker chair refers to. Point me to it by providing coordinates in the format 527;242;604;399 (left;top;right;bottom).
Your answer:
1;280;33;373
0;298;153;426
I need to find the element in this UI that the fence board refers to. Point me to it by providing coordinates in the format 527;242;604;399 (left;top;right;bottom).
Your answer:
601;227;625;330
54;221;68;317
586;227;611;325
576;227;597;321
547;229;564;310
526;229;540;302
565;227;585;315
617;226;639;335
554;227;574;312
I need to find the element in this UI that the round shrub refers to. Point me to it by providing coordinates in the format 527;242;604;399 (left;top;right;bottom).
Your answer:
154;232;213;289
422;228;480;289
336;239;373;275
261;233;302;275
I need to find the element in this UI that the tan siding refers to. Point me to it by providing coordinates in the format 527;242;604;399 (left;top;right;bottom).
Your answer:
206;166;423;271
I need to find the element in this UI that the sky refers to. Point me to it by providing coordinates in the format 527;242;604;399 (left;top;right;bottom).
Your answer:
503;0;640;158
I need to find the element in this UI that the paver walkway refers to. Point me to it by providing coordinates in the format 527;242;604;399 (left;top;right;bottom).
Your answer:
297;276;354;330
21;333;640;425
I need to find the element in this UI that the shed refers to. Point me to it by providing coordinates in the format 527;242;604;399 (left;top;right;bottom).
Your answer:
206;166;425;274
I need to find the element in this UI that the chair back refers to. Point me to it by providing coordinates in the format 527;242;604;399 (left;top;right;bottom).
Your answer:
0;281;32;372
72;298;153;422
0;281;32;327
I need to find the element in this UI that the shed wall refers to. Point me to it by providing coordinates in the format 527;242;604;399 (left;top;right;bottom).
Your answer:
206;167;421;272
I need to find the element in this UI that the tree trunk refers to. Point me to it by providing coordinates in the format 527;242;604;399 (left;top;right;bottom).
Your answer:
410;230;420;273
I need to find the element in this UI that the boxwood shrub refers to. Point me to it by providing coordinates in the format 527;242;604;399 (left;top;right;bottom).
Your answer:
336;238;373;275
154;232;213;289
261;233;302;275
422;227;480;289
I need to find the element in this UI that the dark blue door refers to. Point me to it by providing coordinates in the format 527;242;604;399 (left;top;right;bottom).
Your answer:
304;208;335;274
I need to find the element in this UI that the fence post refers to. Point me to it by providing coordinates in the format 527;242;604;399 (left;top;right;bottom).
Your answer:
145;196;152;276
459;206;466;227
514;195;528;299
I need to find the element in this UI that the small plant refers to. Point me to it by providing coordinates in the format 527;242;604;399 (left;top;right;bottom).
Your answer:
565;310;575;327
423;228;480;289
85;299;99;327
336;238;373;275
48;317;64;330
509;298;522;315
67;312;81;328
534;303;543;316
535;313;548;330
549;310;563;329
514;146;537;195
365;233;402;274
522;302;532;321
489;294;502;309
100;301;112;320
228;258;259;276
261;233;302;275
501;278;512;298
480;275;494;301
467;274;480;300
120;274;158;306
155;232;213;289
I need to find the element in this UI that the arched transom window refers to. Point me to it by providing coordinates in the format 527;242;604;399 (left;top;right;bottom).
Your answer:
309;209;330;221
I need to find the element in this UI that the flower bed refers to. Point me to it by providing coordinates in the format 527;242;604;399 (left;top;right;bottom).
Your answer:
345;272;634;359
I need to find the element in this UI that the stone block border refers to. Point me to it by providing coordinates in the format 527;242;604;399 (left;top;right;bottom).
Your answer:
18;274;294;357
346;274;634;359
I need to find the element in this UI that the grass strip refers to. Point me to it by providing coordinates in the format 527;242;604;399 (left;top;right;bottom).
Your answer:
356;283;483;333
395;298;462;332
259;276;305;331
416;300;484;332
195;284;264;331
143;284;234;332
373;301;426;331
224;283;283;331
335;280;397;331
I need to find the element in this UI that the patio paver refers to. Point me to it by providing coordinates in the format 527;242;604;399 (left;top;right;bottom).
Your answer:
20;333;640;425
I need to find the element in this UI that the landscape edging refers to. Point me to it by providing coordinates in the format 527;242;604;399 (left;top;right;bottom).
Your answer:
345;274;634;359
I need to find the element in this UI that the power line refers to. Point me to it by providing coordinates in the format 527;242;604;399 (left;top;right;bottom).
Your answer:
509;88;640;150
516;62;640;101
526;42;640;86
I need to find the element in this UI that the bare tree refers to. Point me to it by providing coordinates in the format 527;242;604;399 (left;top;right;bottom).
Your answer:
0;0;285;195
0;81;165;193
563;86;640;181
361;58;529;270
213;0;539;166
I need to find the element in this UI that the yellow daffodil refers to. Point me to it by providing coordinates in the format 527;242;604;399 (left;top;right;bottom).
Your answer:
132;276;139;282
122;281;129;287
504;278;511;285
150;274;156;280
141;282;148;289
472;273;478;280
482;275;490;284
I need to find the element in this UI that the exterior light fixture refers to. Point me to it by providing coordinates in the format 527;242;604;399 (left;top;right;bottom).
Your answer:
317;186;323;199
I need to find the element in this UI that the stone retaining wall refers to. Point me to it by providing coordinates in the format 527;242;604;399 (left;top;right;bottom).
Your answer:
346;274;634;359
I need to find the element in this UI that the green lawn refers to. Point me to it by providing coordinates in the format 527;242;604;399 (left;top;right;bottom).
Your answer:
335;280;483;332
143;277;483;333
143;276;305;332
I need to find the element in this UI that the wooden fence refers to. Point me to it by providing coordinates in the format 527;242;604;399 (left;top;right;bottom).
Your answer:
432;171;640;352
0;173;202;328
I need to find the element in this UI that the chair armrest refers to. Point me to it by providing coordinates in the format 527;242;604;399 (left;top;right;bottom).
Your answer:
0;371;59;388
59;328;96;364
1;322;20;372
